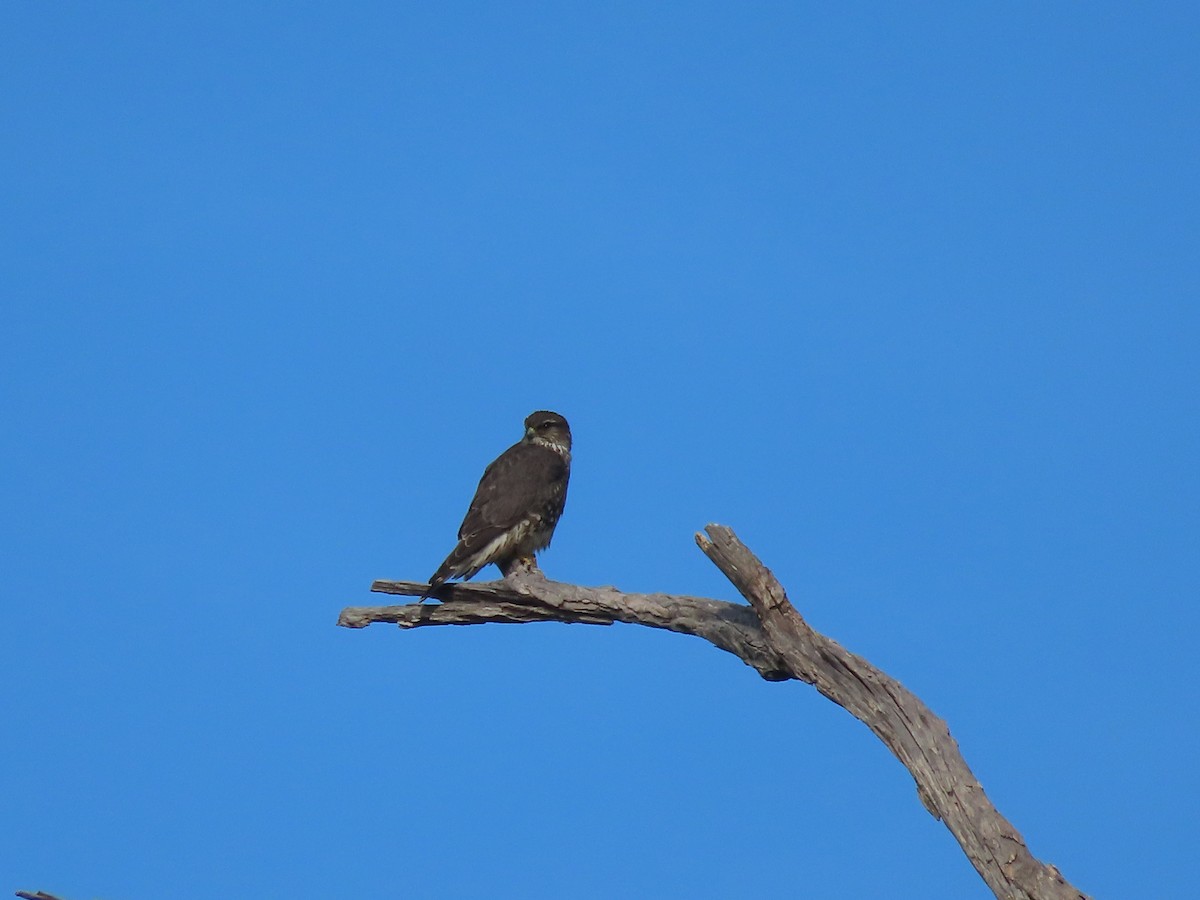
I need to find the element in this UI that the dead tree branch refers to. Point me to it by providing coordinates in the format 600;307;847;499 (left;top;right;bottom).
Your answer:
338;524;1089;900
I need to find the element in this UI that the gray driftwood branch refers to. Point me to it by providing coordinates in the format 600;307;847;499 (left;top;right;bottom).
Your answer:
338;525;1089;900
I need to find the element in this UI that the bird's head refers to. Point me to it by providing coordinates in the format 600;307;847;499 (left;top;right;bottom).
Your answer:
524;410;572;454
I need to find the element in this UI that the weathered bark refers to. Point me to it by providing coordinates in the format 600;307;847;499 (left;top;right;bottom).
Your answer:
339;525;1090;900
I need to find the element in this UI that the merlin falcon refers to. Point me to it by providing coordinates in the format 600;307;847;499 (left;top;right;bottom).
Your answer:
423;410;571;598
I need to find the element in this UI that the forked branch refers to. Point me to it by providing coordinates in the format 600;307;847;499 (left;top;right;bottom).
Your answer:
338;525;1089;900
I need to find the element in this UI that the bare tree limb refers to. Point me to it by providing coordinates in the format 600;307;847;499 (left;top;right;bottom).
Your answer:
339;525;1090;900
339;572;792;680
16;891;68;900
695;525;1088;900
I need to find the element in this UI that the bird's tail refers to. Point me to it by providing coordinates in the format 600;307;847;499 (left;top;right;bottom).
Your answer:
420;528;508;601
419;545;476;601
417;572;445;603
421;556;464;600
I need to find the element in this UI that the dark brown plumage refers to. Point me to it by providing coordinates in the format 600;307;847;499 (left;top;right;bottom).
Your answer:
423;410;571;599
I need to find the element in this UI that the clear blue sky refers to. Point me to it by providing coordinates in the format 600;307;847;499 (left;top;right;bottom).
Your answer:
3;3;1197;898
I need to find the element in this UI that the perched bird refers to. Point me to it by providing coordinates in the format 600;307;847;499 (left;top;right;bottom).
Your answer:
423;410;571;599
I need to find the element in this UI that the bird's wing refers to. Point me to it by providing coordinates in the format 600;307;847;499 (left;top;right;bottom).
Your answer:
457;442;568;539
